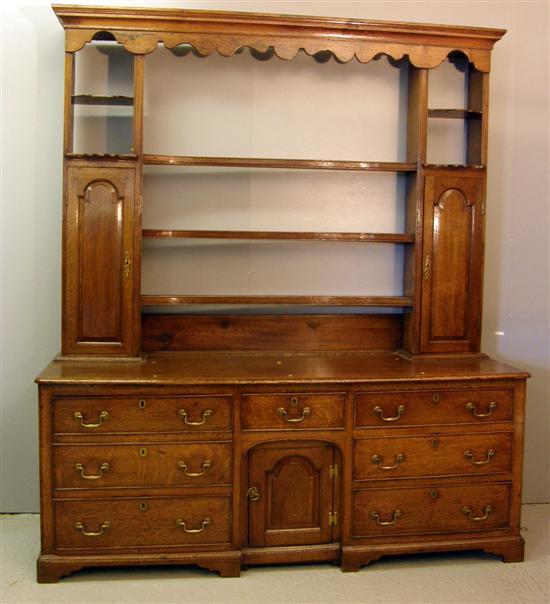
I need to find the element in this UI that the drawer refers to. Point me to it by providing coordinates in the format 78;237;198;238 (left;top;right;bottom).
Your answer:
354;388;513;428
54;442;232;489
352;483;511;538
53;395;232;434
242;392;345;430
353;432;513;480
55;495;230;550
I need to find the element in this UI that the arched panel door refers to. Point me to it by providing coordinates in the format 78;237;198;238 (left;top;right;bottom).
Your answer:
420;170;485;353
247;442;338;547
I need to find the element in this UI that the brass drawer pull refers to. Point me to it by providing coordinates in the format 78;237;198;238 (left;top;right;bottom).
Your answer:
178;408;212;426
74;520;111;537
462;505;493;521
277;406;311;423
73;410;108;428
371;453;405;471
464;449;496;465
175;517;211;533
73;462;110;480
373;405;405;422
177;459;212;477
466;401;497;418
370;509;402;526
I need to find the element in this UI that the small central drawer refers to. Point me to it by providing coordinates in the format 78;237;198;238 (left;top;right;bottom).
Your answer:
353;432;513;480
53;395;232;434
54;442;232;489
55;495;231;550
352;483;511;538
242;392;345;430
354;388;514;428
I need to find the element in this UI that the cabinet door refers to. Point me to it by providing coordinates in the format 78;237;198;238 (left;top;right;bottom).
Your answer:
63;165;138;356
248;442;337;547
420;171;484;353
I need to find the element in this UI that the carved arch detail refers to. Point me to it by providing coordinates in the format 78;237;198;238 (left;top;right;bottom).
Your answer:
78;179;124;205
435;187;475;209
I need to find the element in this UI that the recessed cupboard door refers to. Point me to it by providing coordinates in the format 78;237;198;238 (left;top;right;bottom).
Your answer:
420;170;485;353
63;164;139;356
247;442;338;547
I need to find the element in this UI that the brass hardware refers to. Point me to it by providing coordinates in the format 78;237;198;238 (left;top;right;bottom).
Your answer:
175;517;211;533
462;505;493;521
464;449;495;465
247;486;261;502
73;410;108;429
138;399;147;409
139;502;148;512
481;201;486;215
178;408;212;426
466;401;497;418
370;509;402;526
73;462;109;480
371;453;405;471
373;405;405;422
423;254;431;279
430;489;438;499
123;251;131;278
139;447;148;458
431;438;440;448
330;464;338;479
277;406;311;423
74;520;111;537
432;393;440;403
177;459;212;477
328;511;338;527
290;396;299;407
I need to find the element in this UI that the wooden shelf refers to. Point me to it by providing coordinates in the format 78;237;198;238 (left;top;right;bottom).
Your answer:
423;164;485;170
428;109;482;119
142;230;415;243
141;295;414;307
65;152;138;160
143;155;417;172
72;95;134;106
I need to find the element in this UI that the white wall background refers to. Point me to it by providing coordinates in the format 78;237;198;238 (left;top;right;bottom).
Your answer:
1;0;548;511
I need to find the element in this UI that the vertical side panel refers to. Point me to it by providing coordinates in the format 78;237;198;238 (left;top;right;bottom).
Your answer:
420;170;484;353
63;163;137;356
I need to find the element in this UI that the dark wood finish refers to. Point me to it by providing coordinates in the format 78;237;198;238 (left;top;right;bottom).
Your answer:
141;314;402;352
53;395;232;434
352;483;511;537
420;169;485;353
39;5;524;583
353;432;513;480
143;155;416;172
142;229;415;243
248;442;336;547
71;95;134;106
63;164;138;356
242;393;345;431
141;295;415;307
354;388;514;428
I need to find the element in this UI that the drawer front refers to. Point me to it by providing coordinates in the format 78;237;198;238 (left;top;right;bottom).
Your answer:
55;496;231;550
54;443;232;489
354;432;513;480
53;395;232;434
354;388;513;428
352;483;511;538
242;392;345;430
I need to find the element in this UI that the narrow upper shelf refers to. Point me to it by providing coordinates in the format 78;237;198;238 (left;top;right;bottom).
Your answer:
143;155;416;172
142;230;415;243
141;295;414;307
428;109;482;119
72;95;134;106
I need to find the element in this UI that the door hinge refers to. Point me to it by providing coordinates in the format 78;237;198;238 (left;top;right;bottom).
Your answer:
329;464;338;479
328;511;338;527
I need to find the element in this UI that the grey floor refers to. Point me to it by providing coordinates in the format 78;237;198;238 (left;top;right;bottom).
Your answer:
1;504;548;604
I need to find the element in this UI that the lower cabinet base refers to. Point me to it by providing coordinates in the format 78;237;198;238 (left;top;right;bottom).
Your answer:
341;535;525;572
37;536;525;582
36;551;242;583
